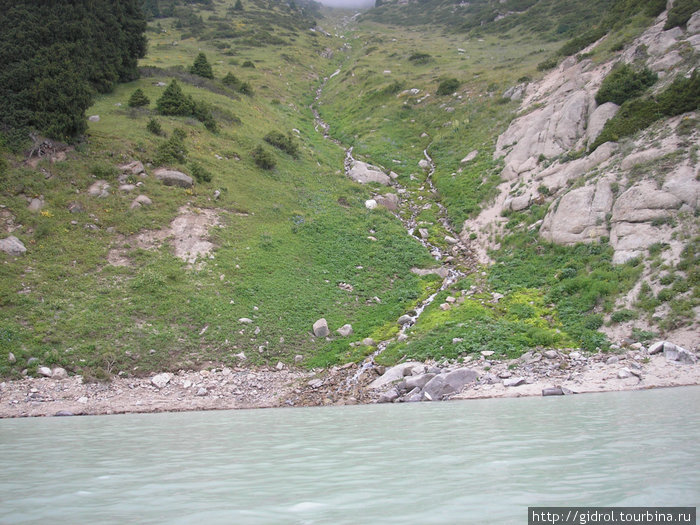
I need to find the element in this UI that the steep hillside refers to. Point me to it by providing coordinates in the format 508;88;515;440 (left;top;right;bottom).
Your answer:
0;0;698;386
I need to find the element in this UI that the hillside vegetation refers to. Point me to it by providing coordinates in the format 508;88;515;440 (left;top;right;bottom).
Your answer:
0;0;698;381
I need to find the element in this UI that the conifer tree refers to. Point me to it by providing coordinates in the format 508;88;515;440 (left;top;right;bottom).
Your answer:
156;80;194;116
128;88;150;107
190;53;214;79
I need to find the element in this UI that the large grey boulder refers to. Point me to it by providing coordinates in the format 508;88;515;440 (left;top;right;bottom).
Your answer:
312;318;330;338
27;197;45;212
153;168;194;188
0;236;27;256
422;368;478;400
369;362;426;389
663;343;697;365
119;161;146;176
347;161;391;185
404;373;435;391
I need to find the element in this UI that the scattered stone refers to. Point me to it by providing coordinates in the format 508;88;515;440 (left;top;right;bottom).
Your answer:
153;168;194;188
452;338;463;344
51;367;68;379
362;337;375;346
543;350;559;359
235;351;246;360
398;315;413;326
377;389;399;403
336;324;353;337
444;236;458;245
542;387;564;396
119;161;146;176
0;235;27;256
308;378;324;388
239;318;253;324
439;303;451;311
365;199;378;210
312;318;330;338
37;366;53;378
130;195;152;209
418;159;430;170
503;377;526;387
276;362;284;371
27;357;38;366
630;342;643;350
68;202;83;214
376;193;399;211
648;341;665;355
617;368;631;379
418;228;429;239
77;396;88;404
120;184;137;193
396;333;408;342
445;296;456;304
569;352;582;359
8;352;16;364
87;180;111;198
27;197;45;212
606;356;619;365
88;115;100;122
151;373;172;389
481;351;494;357
460;150;478;164
196;387;207;396
294;355;304;363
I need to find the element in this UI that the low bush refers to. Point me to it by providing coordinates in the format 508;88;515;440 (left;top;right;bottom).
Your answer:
263;131;299;158
664;0;700;29
436;78;460;96
189;162;212;183
146;118;163;136
537;57;558;71
154;132;187;165
408;52;432;64
595;64;657;106
251;145;275;169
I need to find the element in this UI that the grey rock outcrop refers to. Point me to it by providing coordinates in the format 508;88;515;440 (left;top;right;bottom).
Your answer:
347;160;391;185
584;102;619;146
368;362;426;389
119;161;146;177
540;179;613;244
151;373;172;389
153;168;194;188
0;236;27;256
376;193;399;210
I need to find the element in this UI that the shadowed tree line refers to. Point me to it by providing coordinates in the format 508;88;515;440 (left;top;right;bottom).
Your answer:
0;0;147;143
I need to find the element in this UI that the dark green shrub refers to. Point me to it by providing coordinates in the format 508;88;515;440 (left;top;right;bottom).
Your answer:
591;71;700;150
537;57;558;71
557;27;607;57
128;88;150;108
381;80;405;96
190;52;214;79
263;131;299;158
189;162;212;183
154;133;187;165
156;80;194;116
610;309;638;323
664;0;700;29
146;118;163;136
251;145;275;169
242;60;256;68
408;52;432;64
436;78;460;96
595;64;657;106
222;72;240;87
192;100;218;133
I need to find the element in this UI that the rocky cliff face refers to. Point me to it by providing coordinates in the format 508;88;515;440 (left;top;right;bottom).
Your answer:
462;6;699;343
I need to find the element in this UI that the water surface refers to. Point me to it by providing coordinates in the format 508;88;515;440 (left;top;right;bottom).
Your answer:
1;387;698;524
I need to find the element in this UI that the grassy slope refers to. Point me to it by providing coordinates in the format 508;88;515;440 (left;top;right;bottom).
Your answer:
0;0;677;378
0;1;435;378
317;4;664;364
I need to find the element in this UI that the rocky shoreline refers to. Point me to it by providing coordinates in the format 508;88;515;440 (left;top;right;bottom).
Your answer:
1;340;697;418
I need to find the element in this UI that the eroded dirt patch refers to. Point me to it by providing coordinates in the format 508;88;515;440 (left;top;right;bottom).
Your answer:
108;205;222;266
